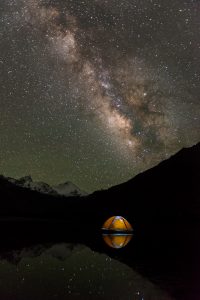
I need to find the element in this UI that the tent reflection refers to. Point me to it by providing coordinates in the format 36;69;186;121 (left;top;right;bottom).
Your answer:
102;234;133;249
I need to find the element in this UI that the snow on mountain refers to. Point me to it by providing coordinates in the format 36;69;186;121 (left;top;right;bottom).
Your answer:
8;176;57;196
53;182;88;197
6;176;87;197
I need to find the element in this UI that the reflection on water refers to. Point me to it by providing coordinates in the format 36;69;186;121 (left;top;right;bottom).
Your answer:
103;234;133;248
0;243;173;300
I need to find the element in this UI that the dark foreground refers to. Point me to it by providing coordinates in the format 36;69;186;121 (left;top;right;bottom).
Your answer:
0;218;199;300
0;143;199;299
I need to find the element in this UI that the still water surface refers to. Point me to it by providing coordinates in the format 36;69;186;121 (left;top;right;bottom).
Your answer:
0;243;173;300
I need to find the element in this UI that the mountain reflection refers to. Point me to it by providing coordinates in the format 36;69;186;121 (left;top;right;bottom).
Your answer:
0;243;173;300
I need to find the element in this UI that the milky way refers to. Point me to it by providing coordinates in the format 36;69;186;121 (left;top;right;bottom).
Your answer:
0;0;200;191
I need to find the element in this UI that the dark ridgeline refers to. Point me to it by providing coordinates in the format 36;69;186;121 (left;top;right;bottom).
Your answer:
0;142;199;300
0;142;199;226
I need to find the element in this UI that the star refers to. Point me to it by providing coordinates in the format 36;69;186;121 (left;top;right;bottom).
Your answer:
0;0;199;191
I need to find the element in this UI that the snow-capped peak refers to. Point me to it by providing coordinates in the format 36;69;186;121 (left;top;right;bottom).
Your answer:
5;175;87;197
53;182;87;197
7;175;57;196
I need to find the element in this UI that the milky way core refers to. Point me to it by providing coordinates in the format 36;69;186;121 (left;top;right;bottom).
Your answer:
0;0;199;191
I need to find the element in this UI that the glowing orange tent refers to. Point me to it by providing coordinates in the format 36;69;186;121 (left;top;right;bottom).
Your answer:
102;216;133;232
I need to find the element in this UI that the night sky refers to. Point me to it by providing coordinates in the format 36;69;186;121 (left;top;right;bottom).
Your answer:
0;0;199;192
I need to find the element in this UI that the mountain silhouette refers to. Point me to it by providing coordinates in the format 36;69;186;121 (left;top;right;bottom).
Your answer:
0;142;199;227
89;142;200;226
0;143;199;300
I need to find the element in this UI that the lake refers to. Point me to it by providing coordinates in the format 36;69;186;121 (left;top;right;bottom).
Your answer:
0;219;199;299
